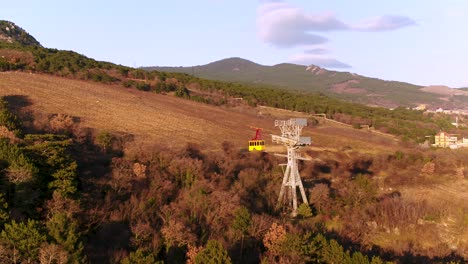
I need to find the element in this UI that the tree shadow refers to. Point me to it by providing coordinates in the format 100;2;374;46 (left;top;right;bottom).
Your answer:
229;238;261;264
2;95;32;110
85;221;131;264
2;95;35;132
349;158;373;176
73;128;136;263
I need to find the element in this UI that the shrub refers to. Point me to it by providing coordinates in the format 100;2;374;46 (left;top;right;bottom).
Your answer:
297;203;313;218
194;240;232;264
96;131;114;152
0;97;22;136
121;249;161;264
136;82;151;91
0;138;37;183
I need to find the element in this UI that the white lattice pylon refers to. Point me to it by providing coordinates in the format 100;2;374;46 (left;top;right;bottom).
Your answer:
272;118;311;217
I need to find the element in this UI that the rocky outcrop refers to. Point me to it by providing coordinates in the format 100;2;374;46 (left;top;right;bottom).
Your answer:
0;20;41;47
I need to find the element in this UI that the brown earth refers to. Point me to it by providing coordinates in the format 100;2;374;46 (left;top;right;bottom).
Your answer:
421;85;468;96
330;79;365;94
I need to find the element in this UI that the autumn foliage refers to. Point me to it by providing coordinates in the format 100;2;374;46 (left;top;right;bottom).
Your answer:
0;95;468;263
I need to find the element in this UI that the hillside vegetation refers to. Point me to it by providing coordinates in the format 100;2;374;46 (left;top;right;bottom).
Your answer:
146;57;468;109
0;21;41;47
0;40;457;143
0;93;467;263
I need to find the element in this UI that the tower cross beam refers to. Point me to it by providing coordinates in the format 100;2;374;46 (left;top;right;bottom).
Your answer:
272;118;311;217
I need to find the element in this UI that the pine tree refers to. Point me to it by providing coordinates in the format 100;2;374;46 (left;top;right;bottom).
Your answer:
194;240;232;264
0;219;46;263
46;212;85;263
0;193;9;226
232;206;251;261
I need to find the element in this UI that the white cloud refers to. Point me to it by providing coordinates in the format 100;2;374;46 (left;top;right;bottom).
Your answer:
257;2;347;48
304;47;330;55
353;15;416;31
257;2;415;48
257;1;415;68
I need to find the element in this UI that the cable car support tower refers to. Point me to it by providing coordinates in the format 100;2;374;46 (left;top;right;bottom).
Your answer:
272;118;311;217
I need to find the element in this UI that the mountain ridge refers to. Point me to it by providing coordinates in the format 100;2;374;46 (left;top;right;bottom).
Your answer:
145;57;468;109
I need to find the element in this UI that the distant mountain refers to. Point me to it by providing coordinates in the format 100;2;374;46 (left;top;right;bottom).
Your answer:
421;85;468;96
145;57;468;109
0;20;41;47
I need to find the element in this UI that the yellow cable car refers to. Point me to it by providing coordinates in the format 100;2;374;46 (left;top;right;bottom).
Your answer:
248;139;265;151
248;127;265;151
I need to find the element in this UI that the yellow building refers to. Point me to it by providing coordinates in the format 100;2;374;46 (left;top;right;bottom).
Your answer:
434;132;457;148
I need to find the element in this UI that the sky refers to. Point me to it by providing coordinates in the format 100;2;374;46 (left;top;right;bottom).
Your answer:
1;0;467;87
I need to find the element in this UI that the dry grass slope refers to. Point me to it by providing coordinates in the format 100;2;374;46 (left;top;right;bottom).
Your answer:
0;72;278;150
0;72;406;154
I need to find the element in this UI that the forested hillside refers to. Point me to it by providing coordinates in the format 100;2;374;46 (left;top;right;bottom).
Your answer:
146;57;468;109
0;40;459;143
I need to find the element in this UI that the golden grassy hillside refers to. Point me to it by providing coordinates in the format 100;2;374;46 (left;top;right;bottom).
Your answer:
0;72;277;149
0;72;403;154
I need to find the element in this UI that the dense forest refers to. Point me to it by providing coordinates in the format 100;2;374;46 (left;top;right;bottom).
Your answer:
0;41;461;143
1;90;467;264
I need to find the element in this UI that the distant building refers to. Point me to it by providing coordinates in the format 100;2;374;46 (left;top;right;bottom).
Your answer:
433;131;457;148
457;137;468;149
433;131;468;149
412;104;426;111
428;108;468;116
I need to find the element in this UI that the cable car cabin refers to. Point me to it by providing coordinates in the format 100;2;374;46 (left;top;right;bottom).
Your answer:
248;127;265;151
248;140;265;151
